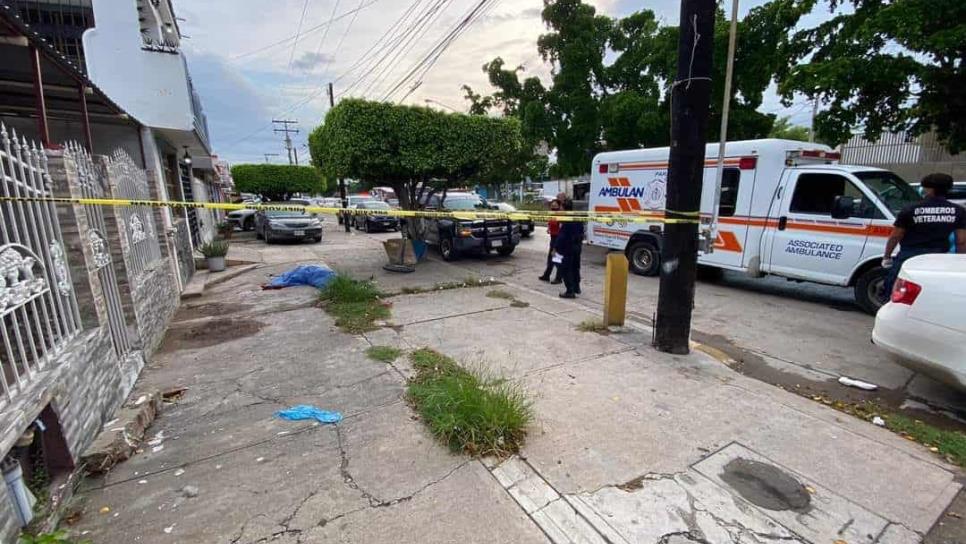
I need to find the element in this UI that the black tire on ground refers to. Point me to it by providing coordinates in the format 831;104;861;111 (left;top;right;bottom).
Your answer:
626;240;660;276
440;237;458;261
313;236;322;244
521;231;531;238
696;265;724;282
497;245;515;257
854;266;888;315
243;217;254;231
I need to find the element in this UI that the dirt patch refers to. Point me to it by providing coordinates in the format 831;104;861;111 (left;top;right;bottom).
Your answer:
158;318;265;353
174;302;254;322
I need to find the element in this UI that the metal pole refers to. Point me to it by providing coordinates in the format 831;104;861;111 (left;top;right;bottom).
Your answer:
809;97;818;143
329;82;350;232
709;0;739;249
78;84;93;152
654;0;716;354
29;46;50;148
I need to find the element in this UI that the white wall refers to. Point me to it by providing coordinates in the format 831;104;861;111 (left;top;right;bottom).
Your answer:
82;0;193;132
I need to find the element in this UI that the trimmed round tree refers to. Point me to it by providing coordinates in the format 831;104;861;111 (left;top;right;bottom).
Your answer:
230;164;326;201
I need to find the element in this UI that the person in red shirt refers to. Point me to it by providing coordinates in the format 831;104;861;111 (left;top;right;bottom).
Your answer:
539;199;563;284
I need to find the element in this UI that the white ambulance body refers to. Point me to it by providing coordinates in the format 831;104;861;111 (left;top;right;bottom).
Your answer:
588;139;923;313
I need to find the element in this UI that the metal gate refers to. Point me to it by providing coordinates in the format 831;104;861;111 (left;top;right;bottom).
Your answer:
0;125;81;404
107;149;161;277
65;142;132;356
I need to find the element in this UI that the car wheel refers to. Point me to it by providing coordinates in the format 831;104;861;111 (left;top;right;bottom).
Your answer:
243;217;254;231
313;236;322;244
497;245;515;257
440;237;459;261
627;240;660;276
854;266;887;315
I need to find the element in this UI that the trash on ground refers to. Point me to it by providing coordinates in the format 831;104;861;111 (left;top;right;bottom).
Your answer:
872;416;886;427
181;485;199;498
275;405;343;424
262;265;336;290
838;376;878;391
173;468;185;477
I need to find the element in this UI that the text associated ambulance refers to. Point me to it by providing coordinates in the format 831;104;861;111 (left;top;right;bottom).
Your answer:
588;139;922;313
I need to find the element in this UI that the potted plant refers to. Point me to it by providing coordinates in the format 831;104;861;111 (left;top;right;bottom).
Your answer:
216;221;234;240
200;241;229;272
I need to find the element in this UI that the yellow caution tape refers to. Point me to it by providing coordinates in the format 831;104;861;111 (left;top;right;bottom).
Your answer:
0;196;701;225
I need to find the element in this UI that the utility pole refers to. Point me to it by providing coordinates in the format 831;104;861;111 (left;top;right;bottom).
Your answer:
263;153;280;163
654;0;716;355
808;96;819;143
272;119;299;165
328;82;350;232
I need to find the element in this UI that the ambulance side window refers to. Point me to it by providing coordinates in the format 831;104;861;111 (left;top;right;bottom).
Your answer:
718;168;740;217
789;173;877;218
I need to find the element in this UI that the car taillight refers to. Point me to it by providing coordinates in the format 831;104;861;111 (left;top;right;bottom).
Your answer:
891;278;922;305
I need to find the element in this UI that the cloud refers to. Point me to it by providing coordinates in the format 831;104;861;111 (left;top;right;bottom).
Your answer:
479;7;543;24
291;51;335;72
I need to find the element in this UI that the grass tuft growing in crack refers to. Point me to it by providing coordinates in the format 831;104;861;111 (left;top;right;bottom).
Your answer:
366;345;402;363
486;289;529;308
319;274;391;333
577;319;610;334
407;348;532;457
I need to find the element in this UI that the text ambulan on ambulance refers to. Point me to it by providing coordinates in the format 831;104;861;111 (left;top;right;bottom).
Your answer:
587;139;923;314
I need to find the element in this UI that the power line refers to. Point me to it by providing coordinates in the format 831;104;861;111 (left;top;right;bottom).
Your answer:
360;0;452;98
331;0;424;89
312;0;343;65
382;0;498;102
287;0;312;70
230;0;384;61
317;0;364;78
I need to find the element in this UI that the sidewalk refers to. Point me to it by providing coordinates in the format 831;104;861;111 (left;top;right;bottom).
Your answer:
68;232;960;543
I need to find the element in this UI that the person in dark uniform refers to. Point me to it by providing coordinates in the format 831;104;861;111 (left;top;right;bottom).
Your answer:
554;198;584;298
883;173;966;294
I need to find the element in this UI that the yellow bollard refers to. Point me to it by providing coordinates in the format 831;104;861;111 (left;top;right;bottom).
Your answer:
603;253;629;326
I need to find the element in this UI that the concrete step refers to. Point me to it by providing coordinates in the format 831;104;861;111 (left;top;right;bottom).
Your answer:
180;271;208;300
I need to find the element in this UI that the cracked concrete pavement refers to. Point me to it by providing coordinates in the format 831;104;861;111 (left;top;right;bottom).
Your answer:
68;229;962;543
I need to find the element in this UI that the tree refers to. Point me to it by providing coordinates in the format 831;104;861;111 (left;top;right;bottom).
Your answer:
230;164;325;201
309;99;527;211
463;1;811;175
768;116;811;142
778;0;966;153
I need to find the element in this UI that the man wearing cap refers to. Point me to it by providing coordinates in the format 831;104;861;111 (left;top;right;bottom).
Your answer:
883;173;966;295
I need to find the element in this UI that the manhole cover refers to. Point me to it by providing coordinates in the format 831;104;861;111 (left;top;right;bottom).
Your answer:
720;458;810;512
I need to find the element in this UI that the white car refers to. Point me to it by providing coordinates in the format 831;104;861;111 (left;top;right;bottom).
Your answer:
872;254;966;390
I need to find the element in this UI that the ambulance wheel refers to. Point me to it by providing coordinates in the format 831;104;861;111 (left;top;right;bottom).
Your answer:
627;241;660;276
854;266;888;315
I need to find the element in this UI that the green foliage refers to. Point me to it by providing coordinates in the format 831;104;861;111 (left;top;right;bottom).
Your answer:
319;274;390;333
885;414;966;467
230;164;325;202
463;1;815;175
309;99;528;211
778;0;966;152
199;240;229;258
19;531;90;544
407;348;532;456
365;345;403;363
768;117;811;142
577;319;610;334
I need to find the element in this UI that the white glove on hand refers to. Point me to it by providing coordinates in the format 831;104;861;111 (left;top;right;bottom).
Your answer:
881;257;894;268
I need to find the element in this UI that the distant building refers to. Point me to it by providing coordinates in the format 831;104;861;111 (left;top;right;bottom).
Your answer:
840;130;964;183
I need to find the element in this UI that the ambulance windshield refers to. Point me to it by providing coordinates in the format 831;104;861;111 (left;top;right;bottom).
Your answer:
853;171;920;214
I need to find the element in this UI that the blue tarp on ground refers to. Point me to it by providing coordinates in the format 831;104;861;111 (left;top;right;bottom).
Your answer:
265;265;336;290
275;405;343;424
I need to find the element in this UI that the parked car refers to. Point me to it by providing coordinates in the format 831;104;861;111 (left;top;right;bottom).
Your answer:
872;254;966;391
254;202;323;243
910;181;966;206
490;202;534;238
353;201;399;232
226;198;260;231
421;192;520;260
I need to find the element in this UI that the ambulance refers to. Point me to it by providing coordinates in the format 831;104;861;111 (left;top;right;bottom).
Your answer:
587;139;923;314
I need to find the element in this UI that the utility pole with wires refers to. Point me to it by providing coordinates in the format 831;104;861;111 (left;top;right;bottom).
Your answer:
654;0;716;355
272;119;300;165
328;82;351;233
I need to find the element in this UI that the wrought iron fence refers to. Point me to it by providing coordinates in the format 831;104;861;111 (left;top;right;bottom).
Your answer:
107;149;162;277
0;124;81;405
64;142;133;357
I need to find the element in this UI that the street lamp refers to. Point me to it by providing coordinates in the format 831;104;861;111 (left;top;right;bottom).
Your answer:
182;146;192;166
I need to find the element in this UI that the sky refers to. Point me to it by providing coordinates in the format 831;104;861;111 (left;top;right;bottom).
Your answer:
176;0;819;166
